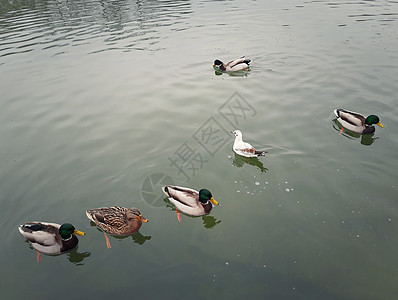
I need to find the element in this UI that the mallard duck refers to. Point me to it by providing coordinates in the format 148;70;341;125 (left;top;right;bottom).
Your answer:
162;186;219;219
213;56;251;72
334;109;384;134
232;130;267;158
86;206;148;248
18;222;85;261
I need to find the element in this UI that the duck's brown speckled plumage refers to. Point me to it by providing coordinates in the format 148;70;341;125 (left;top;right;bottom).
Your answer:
86;206;147;235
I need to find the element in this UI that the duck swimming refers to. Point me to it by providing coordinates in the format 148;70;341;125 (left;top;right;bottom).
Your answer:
213;56;251;72
86;206;148;248
232;130;267;158
162;186;219;221
18;222;85;262
334;109;384;134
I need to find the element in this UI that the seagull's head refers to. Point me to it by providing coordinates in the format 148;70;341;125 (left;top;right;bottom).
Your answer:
231;130;242;138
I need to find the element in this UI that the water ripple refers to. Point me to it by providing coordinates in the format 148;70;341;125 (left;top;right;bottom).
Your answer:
0;0;192;59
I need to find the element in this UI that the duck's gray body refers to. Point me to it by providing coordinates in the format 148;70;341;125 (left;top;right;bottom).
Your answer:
18;222;78;255
214;56;251;71
334;109;375;134
162;186;213;216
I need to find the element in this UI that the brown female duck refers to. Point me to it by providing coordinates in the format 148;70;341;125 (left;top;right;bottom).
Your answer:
86;206;148;248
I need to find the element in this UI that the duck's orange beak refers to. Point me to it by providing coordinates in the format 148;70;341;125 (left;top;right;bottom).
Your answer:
139;215;148;223
377;121;384;128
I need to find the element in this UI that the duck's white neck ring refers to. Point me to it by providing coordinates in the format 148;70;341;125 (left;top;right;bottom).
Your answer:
61;235;73;241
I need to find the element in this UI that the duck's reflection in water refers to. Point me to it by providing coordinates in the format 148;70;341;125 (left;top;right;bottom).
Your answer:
89;221;151;246
332;119;377;146
201;215;221;229
112;232;152;245
66;247;91;266
164;198;221;229
26;240;90;265
214;69;250;77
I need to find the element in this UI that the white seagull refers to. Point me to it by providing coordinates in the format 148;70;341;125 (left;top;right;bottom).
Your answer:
231;130;267;158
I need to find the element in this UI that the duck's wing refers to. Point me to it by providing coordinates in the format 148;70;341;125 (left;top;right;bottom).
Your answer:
86;207;128;229
335;109;365;127
18;222;63;254
228;63;250;71
225;58;251;71
226;56;251;67
162;186;199;206
18;222;59;245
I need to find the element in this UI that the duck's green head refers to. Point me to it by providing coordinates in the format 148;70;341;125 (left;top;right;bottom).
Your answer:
199;189;219;206
213;59;223;67
59;223;85;240
365;115;384;127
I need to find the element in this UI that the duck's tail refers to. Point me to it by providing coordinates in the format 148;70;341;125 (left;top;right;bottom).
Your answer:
162;186;170;197
334;109;340;118
85;210;96;223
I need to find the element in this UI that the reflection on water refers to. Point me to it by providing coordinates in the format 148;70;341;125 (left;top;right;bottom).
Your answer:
66;247;91;266
232;153;268;173
89;221;151;245
164;198;221;228
0;0;192;58
112;231;152;245
201;215;221;229
214;69;250;77
332;119;377;146
132;232;152;245
26;241;90;265
164;198;182;221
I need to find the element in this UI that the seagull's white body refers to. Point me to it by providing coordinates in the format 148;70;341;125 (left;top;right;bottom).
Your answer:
232;130;266;158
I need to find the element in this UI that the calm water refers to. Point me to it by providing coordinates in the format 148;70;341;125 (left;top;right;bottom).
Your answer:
1;0;398;299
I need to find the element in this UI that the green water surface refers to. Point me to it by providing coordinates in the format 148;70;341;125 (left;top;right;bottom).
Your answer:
1;0;397;299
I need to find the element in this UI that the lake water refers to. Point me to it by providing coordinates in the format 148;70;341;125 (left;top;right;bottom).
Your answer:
1;0;398;299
